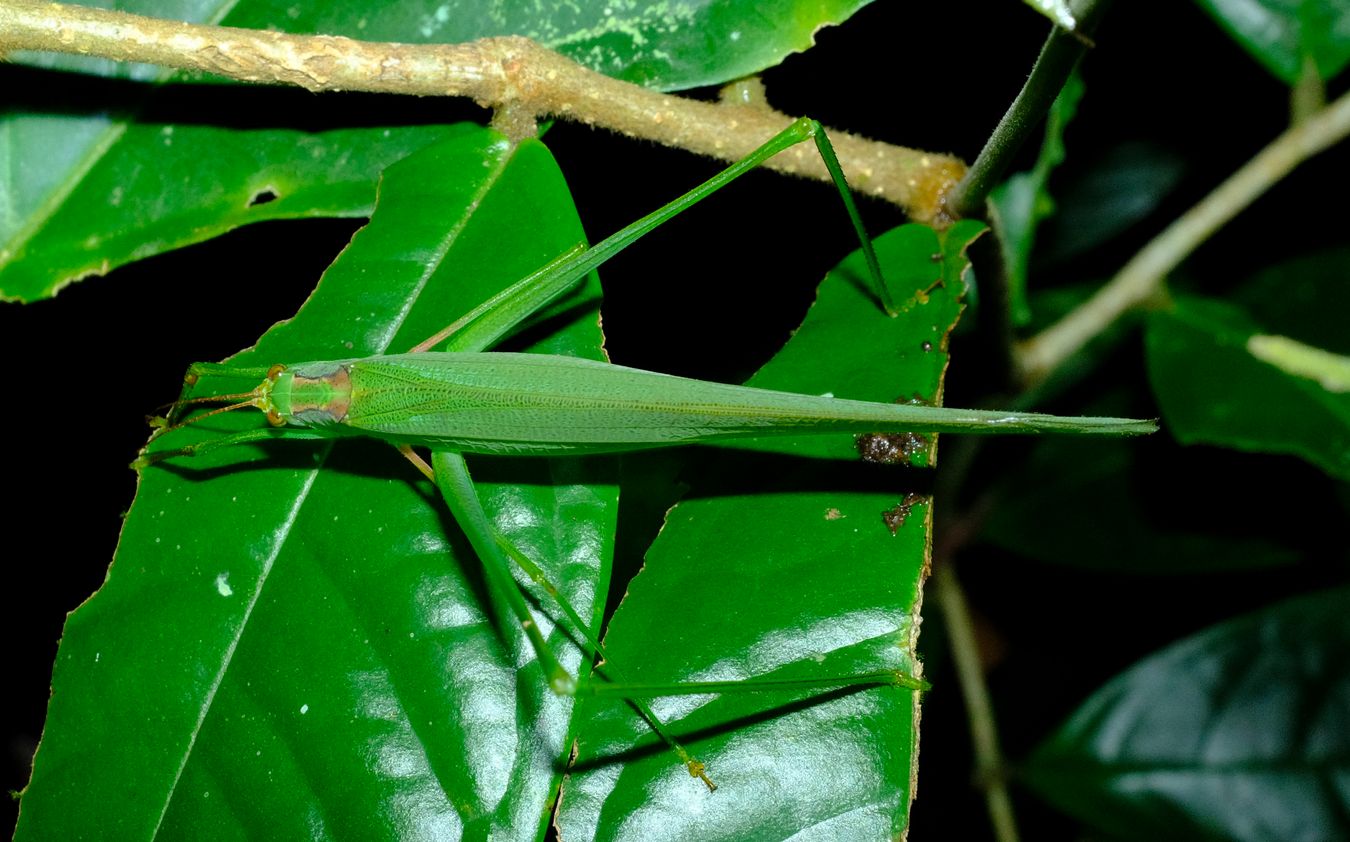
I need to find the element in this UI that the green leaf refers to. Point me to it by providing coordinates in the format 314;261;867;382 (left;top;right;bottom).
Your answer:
1146;295;1350;480
1024;587;1350;842
989;73;1085;326
1190;0;1350;84
16;125;612;840
0;121;451;302
556;222;985;838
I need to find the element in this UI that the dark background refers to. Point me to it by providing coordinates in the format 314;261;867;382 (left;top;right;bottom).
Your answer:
3;0;1345;836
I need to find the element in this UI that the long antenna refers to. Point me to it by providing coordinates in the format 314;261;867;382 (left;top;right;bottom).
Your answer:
151;392;261;438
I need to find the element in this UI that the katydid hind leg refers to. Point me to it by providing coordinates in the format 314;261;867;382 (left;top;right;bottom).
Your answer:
423;449;716;790
430;450;578;695
487;526;716;791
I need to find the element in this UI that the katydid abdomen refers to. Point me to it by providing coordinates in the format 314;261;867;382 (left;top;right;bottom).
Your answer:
263;351;1155;455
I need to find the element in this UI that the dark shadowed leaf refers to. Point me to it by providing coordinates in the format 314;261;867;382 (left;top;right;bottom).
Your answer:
981;435;1298;573
1037;141;1186;267
1025;587;1350;842
1191;0;1350;83
1146;295;1350;480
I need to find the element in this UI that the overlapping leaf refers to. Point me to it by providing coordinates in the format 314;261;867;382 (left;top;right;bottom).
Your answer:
557;222;986;839
16;125;612;840
1035;141;1185;267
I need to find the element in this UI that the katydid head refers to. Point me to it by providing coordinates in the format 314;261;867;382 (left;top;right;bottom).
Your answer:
132;365;289;471
151;364;288;437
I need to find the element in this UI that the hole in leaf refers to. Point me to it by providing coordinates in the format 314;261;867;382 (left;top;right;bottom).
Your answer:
248;189;279;207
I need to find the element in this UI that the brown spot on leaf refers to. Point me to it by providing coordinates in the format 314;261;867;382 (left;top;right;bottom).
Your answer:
857;431;928;465
824;507;844;521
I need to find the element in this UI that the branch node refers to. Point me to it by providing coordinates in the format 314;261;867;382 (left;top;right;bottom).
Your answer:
490;100;540;144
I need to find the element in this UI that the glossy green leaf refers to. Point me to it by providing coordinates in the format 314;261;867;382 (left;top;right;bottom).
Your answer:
1146;295;1350;480
1191;0;1350;83
989;73;1085;326
1024;587;1350;842
16;125;613;840
5;0;873;300
0;121;451;302
556;222;986;839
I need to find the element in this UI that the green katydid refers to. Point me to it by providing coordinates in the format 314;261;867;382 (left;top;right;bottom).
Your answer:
137;117;1154;796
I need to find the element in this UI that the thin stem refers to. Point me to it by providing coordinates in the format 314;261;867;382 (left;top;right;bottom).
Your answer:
931;563;1020;842
930;429;1019;842
1017;84;1350;385
947;0;1111;217
1291;55;1326;125
0;0;965;222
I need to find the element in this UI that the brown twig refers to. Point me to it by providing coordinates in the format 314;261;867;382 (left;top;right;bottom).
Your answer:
0;0;966;222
